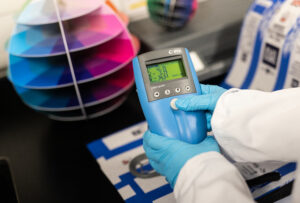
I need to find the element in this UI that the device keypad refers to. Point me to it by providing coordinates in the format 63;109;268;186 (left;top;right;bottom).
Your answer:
150;81;196;100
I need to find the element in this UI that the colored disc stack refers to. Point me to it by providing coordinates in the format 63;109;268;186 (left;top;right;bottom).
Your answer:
8;0;140;121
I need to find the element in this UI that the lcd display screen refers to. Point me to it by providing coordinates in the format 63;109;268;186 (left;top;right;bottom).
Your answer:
147;59;186;83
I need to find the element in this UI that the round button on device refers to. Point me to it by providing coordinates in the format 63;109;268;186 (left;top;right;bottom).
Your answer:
185;86;191;91
170;98;178;110
175;88;181;93
165;89;171;95
154;92;160;98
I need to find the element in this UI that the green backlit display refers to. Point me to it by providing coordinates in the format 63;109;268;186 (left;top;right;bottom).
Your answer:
147;59;186;83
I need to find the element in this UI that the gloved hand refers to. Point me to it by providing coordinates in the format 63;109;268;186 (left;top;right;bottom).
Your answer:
143;130;220;188
175;84;227;131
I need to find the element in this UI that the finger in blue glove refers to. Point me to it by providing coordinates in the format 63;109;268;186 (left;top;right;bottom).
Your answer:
143;130;220;188
175;84;227;131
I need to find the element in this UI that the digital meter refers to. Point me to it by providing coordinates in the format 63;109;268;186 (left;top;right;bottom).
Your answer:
133;48;207;144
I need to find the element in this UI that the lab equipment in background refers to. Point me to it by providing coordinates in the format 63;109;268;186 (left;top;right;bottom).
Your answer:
7;0;140;121
133;48;207;143
108;0;205;22
129;0;253;83
147;0;198;30
116;0;149;22
223;0;300;91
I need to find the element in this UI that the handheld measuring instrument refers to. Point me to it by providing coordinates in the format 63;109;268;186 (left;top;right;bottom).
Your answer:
133;48;207;144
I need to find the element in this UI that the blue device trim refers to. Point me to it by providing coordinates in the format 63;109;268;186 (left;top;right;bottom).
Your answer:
133;48;207;144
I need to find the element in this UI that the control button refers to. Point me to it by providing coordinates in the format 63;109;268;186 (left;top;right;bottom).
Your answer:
165;89;171;95
154;91;160;98
170;98;178;110
175;88;181;93
185;86;191;91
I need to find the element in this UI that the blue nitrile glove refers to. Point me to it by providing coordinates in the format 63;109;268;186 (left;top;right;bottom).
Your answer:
143;130;220;188
175;84;227;131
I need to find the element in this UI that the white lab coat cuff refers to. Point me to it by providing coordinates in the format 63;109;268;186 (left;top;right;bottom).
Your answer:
174;151;225;198
174;151;254;203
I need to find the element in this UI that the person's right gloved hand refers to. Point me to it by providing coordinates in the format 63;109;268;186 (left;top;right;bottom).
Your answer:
175;84;227;131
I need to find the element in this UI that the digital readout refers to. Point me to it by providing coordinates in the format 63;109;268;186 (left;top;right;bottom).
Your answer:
147;59;186;83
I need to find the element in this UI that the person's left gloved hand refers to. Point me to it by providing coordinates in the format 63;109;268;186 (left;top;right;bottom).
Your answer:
143;131;220;188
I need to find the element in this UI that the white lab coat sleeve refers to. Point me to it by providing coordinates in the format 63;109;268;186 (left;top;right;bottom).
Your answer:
174;87;300;203
174;151;254;203
211;87;300;203
211;87;300;163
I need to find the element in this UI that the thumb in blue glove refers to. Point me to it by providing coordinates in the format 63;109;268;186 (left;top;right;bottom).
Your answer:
175;84;227;131
143;130;220;188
